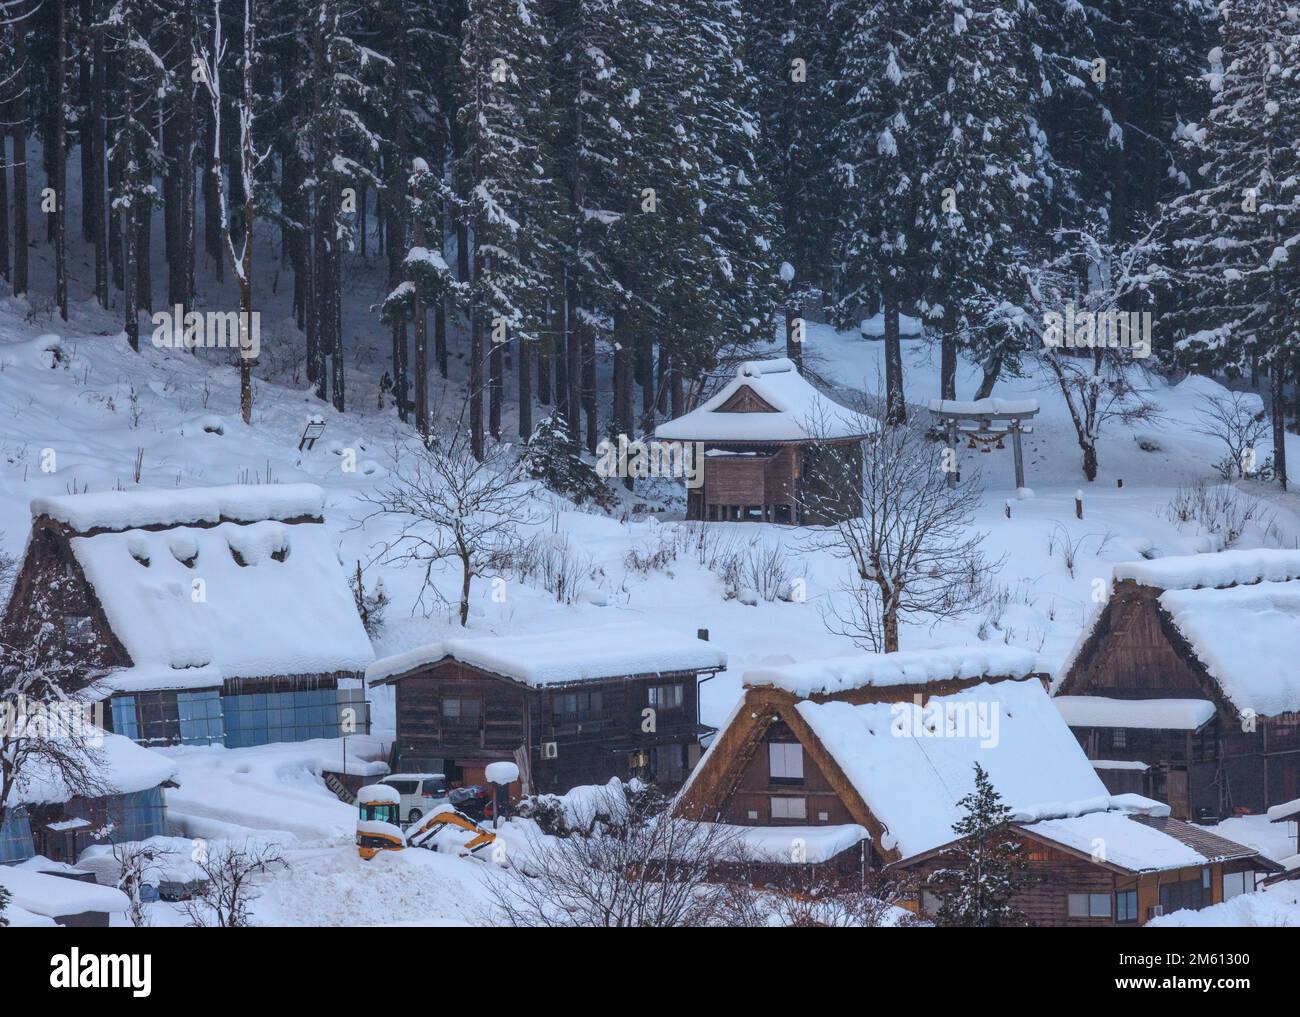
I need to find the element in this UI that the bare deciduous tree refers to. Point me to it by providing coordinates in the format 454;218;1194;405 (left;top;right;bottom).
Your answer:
196;0;267;424
113;840;171;928
180;841;285;928
362;429;540;625
482;784;744;927
811;413;1001;653
0;644;107;838
1193;389;1271;480
1031;223;1163;481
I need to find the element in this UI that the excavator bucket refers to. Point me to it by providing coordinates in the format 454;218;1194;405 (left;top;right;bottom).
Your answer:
406;805;497;857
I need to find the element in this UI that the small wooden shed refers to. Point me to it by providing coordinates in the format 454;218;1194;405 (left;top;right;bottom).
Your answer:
655;358;873;525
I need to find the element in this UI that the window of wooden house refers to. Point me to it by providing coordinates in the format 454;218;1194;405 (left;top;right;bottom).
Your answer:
652;744;685;784
1158;877;1205;913
648;684;684;710
1223;870;1257;900
553;690;603;722
768;742;804;785
770;796;806;821
62;613;95;650
1110;728;1127;750
443;697;482;727
1067;893;1112;918
1116;890;1138;922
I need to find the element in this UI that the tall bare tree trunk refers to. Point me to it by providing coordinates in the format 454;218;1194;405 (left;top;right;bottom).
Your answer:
882;278;905;425
90;22;108;307
53;0;69;318
12;18;30;297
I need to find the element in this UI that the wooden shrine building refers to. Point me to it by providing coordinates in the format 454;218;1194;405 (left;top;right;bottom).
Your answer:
655;358;874;525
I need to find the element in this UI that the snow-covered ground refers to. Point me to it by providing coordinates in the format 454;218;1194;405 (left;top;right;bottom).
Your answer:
6;252;1300;924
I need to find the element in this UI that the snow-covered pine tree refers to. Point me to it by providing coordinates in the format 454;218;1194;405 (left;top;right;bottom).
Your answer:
929;762;1032;927
905;0;1045;401
379;155;455;438
107;0;166;353
300;0;385;411
744;0;840;302
456;0;557;454
831;0;918;424
1167;0;1300;491
547;0;636;450
678;0;783;367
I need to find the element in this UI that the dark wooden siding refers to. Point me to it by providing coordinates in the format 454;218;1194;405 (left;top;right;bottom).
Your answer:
719;719;856;826
392;661;706;794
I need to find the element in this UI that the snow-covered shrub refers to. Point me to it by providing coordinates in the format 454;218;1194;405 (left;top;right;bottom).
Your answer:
521;416;617;511
349;564;390;636
518;533;592;605
513;794;570;837
1165;481;1273;549
1193;389;1270;480
624;531;677;575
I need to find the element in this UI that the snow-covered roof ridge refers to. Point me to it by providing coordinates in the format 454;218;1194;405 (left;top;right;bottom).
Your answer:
654;357;874;443
1113;548;1300;591
1158;580;1300;716
744;644;1039;697
33;482;327;534
367;622;727;688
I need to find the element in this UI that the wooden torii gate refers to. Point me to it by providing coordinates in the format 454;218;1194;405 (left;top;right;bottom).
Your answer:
928;398;1040;490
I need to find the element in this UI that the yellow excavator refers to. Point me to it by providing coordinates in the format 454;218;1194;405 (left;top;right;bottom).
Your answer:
356;784;496;861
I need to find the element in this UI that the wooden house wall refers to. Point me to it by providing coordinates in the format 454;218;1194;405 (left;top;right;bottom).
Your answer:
1068;588;1209;698
764;447;798;506
718;718;857;827
392;662;705;793
905;842;1126;927
1;522;122;675
703;455;768;507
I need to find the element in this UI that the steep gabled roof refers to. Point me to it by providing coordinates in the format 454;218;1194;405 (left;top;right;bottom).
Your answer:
26;484;373;689
1058;550;1300;717
654;358;874;443
676;650;1104;862
1158;582;1300;717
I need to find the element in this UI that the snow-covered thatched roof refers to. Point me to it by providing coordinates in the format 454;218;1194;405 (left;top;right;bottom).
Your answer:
33;483;326;533
1113;548;1300;591
8;727;178;807
793;676;1106;858
1058;549;1300;716
654;358;873;443
34;484;373;689
743;644;1038;698
1158;581;1300;717
367;622;726;688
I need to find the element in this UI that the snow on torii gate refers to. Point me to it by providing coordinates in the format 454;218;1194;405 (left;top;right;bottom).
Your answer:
928;398;1040;492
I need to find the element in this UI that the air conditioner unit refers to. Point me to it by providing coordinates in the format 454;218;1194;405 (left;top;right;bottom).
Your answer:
541;741;558;760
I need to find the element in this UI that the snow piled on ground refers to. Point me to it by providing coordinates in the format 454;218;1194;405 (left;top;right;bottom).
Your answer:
6;281;1300;923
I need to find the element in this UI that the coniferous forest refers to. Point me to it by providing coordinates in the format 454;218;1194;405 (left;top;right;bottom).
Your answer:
0;0;1294;479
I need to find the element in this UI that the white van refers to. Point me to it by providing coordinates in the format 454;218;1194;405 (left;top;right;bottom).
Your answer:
381;773;449;824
